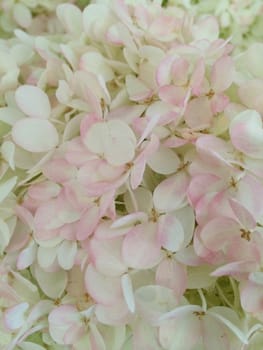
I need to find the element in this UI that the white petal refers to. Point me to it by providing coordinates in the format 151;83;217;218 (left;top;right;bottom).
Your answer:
13;3;32;28
0;218;10;254
126;75;151;101
147;145;180;175
56;4;82;35
0;107;25;125
15;85;51;119
37;246;58;269
57;241;77;270
0;176;17;203
12;119;59;152
121;273;135;313
1;141;15;170
34;265;68;299
17;243;37;270
4;302;29;330
80;52;114;82
84;120;136;166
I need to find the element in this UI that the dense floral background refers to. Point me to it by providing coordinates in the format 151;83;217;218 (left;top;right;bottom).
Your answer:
0;0;263;349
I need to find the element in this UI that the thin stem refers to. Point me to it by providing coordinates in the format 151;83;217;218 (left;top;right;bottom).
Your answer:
198;288;207;312
215;283;234;309
229;277;240;311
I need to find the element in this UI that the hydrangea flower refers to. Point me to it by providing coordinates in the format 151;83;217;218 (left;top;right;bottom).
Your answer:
0;0;263;349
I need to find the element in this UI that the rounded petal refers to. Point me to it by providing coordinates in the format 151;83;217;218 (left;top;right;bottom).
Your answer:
15;85;51;119
57;241;77;270
185;97;212;129
12;119;58;152
192;16;219;41
4;302;29;330
89;237;127;276
122;223;162;269
211;56;235;93
13;4;32;28
83;120;136;166
159;312;200;350
238;80;263;114
17;243;37;270
156;259;187;298
243;43;263;79
48;305;79;344
34;265;68;299
84;264;122;306
147;145;180;175
135;285;178;325
230;109;263;159
56;4;82;35
157;214;185;252
153;172;189;213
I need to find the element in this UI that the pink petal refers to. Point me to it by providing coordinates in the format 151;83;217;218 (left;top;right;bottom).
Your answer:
228;198;256;229
211;93;229;114
211;56;235;93
156;54;176;86
211;261;258;278
157;214;185;252
171;58;189;86
63;324;85;345
89;237;127;276
184;97;212;129
48;305;80;344
159;85;187;107
15;85;51;119
240;281;263;313
156;259;187;299
28;182;60;202
122;223;162;269
190;58;205;96
199;217;238;251
84;264;122;306
95;299;130;326
76;206;100;241
43;159;77;183
153;172;189;213
230;110;263;159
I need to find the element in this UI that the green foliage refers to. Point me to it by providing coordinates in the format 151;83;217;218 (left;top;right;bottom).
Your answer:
76;0;91;9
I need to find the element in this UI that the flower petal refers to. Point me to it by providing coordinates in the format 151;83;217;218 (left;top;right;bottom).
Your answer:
15;85;51;119
12;119;58;152
230;109;263;159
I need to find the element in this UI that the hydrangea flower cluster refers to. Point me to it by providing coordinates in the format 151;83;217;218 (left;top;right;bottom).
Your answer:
1;0;263;349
